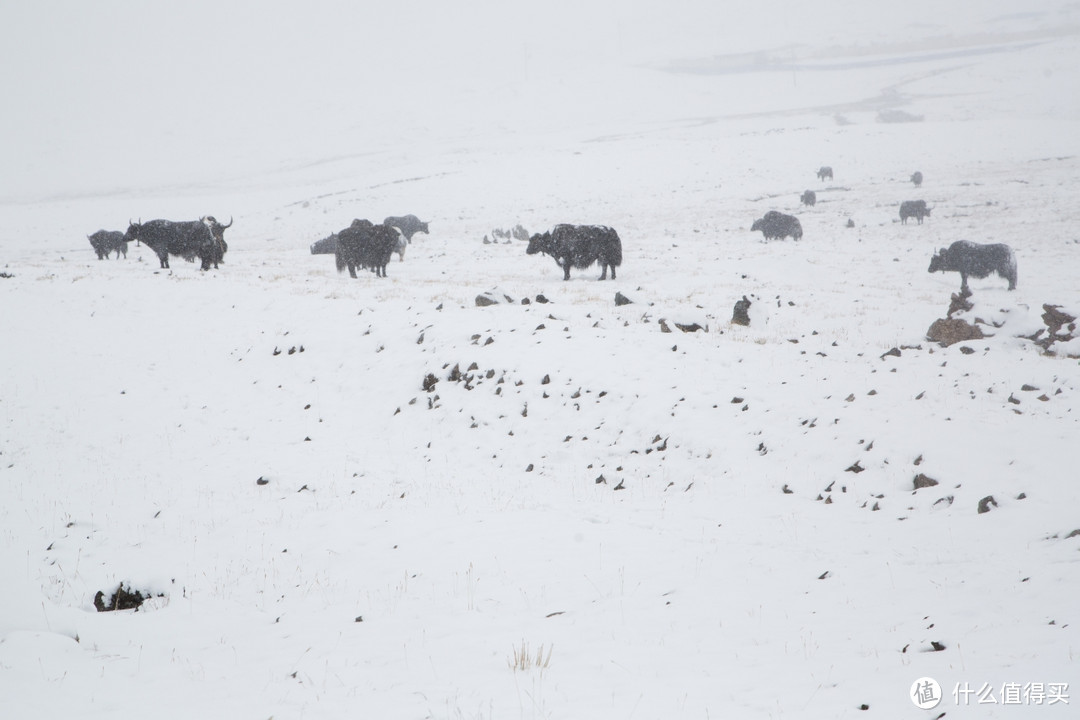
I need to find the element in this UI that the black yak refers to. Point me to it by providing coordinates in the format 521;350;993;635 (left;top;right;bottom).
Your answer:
817;166;833;181
310;233;338;255
88;230;128;259
900;200;931;225
751;211;803;241
384;215;430;243
928;240;1017;294
526;224;622;280
800;190;817;207
123;219;218;270
911;171;923;186
336;219;399;278
200;216;232;268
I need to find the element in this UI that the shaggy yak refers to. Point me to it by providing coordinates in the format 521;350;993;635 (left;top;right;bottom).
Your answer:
335;219;399;278
88;230;128;259
123;219;218;270
817;166;833;181
900;200;931;225
526;224;623;280
928;240;1017;294
751;211;803;241
800;190;817;207
383;215;430;243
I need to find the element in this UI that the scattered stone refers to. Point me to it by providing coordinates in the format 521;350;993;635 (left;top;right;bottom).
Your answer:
927;318;985;346
958;346;975;355
1008;394;1020;405
659;319;673;333
732;296;752;326
977;495;998;514
845;461;864;473
422;373;438;392
846;219;855;228
535;294;549;304
256;476;270;486
615;292;633;306
674;321;706;333
595;474;606;484
475;289;515;306
880;347;901;359
1021;384;1039;392
947;292;974;318
913;473;938;490
929;641;946;652
782;484;793;494
526;464;534;472
731;397;744;404
613;479;625;491
94;584;157;612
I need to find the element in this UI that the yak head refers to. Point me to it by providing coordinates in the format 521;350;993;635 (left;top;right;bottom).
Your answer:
526;232;553;256
201;216;233;245
124;219;142;245
750;218;764;233
928;248;947;273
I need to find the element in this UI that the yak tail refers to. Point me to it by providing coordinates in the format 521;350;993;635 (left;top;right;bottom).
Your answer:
608;235;624;266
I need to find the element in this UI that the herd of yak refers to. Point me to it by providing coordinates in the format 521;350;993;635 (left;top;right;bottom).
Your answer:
86;167;1017;296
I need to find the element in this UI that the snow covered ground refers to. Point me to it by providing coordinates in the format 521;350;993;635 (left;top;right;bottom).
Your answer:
2;2;1079;718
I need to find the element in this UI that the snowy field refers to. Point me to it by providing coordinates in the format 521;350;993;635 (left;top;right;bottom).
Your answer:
2;2;1080;718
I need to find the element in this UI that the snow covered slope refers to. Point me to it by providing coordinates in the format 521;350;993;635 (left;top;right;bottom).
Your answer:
2;2;1079;718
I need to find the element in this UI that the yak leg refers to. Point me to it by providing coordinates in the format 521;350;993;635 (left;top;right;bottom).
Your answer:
599;264;608;280
960;274;971;297
347;262;357;279
561;259;571;281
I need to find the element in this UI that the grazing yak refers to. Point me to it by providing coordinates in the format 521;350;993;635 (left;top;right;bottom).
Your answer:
310;233;339;255
928;240;1017;294
817;166;833;181
335;219;399;278
88;230;128;259
911;171;924;186
123;219;218;270
526;224;622;280
800;190;817;207
200;216;232;268
751;211;803;241
899;200;931;225
384;215;430;243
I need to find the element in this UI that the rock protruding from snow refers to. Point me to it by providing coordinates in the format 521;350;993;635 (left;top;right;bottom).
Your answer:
475;288;515;306
732;296;752;326
927;317;985;346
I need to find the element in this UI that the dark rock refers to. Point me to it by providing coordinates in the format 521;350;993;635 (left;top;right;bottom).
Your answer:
880;347;901;359
674;322;705;333
947;292;974;318
614;292;633;306
732;295;752;326
927;318;985;346
977;495;998;514
913;473;938;490
94;584;153;612
959;346;976;355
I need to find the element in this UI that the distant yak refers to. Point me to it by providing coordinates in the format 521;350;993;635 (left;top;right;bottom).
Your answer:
751;211;803;241
88;230;128;259
928;240;1017;294
123;219;218;270
384;215;430;243
911;171;923;186
800;190;817;207
817;166;833;181
335;219;399;278
899;200;931;225
200;216;232;269
526;224;622;280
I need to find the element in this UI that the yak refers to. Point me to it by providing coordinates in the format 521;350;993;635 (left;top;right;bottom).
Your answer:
928;240;1017;294
817;166;833;181
526;224;622;280
384;215;430;243
800;190;817;207
911;171;924;186
123;219;218;270
900;200;931;225
310;233;339;255
751;211;803;241
88;230;128;259
200;216;232;268
335;219;399;278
